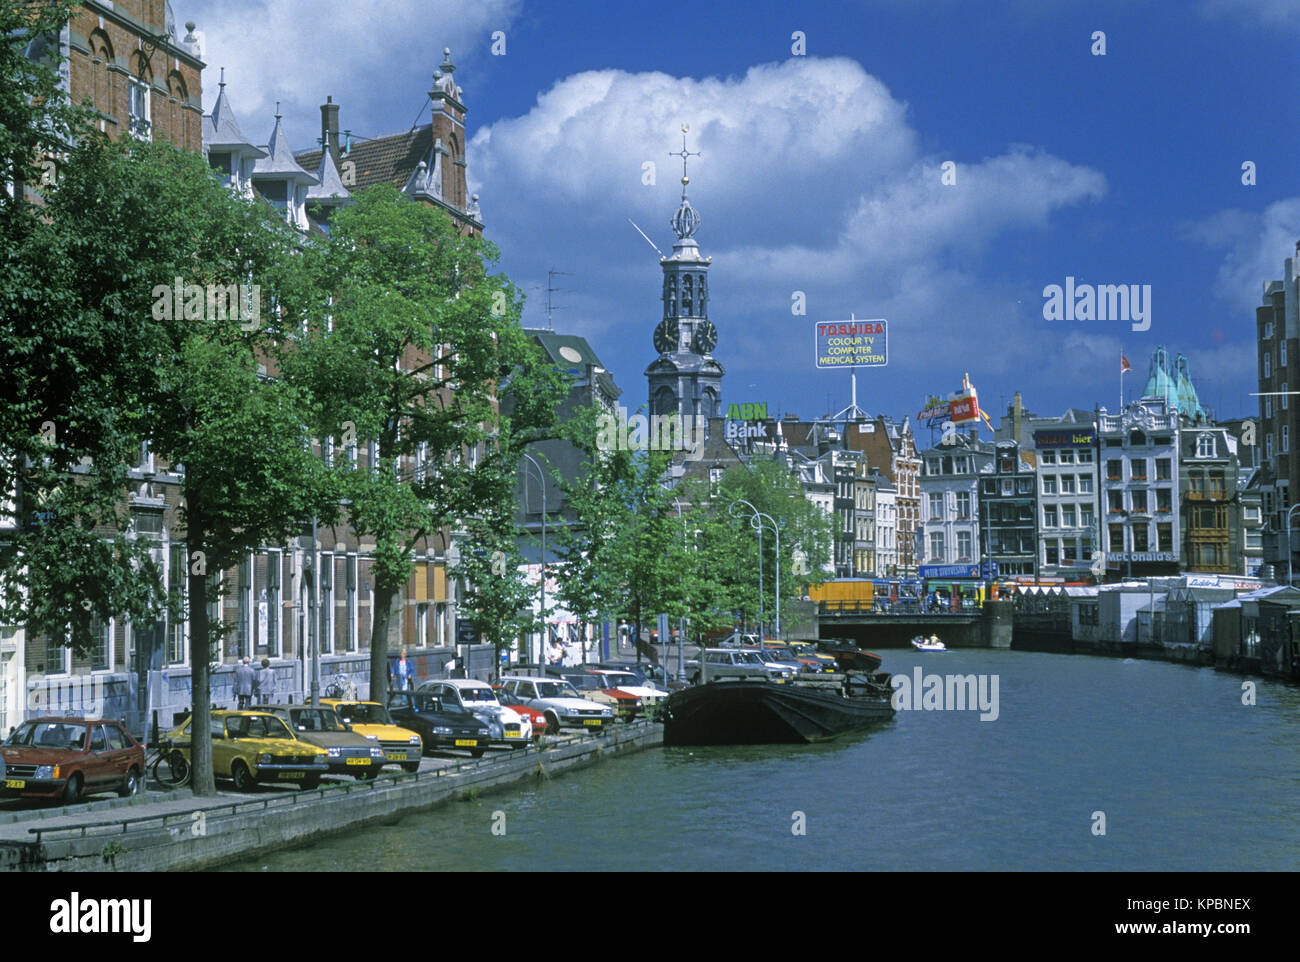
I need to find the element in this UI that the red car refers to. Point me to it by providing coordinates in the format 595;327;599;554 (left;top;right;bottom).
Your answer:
0;717;146;803
493;686;548;739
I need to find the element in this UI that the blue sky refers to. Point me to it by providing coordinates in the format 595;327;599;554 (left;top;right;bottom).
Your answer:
195;0;1300;435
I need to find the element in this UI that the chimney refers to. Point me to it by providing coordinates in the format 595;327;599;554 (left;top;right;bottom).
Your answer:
320;96;341;164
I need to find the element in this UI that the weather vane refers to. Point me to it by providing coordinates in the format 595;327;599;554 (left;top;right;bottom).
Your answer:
668;123;700;187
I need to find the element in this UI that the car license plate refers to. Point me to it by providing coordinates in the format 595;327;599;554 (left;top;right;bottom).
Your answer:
278;772;304;780
454;739;477;747
346;758;368;766
584;719;602;726
389;753;407;761
3;779;24;789
505;732;524;738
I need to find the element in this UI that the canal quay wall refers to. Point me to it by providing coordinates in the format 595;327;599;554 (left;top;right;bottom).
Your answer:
0;722;661;873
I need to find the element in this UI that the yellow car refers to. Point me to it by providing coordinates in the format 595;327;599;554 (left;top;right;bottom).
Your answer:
165;710;330;792
321;699;423;773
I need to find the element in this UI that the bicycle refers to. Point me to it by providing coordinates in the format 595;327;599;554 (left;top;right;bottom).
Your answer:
323;672;358;701
147;738;191;789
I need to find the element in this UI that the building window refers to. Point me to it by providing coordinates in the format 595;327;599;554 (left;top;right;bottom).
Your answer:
1060;476;1075;494
266;550;281;658
928;492;944;521
1108;490;1123;513
168;543;187;665
1106;459;1121;481
1078;448;1093;463
1132;524;1149;552
1264;352;1271;378
128;77;151;140
1042;476;1057;495
957;531;971;559
1284;382;1290;411
1131;490;1148;513
1040;450;1056;465
1130;459;1147;481
929;532;945;561
1158;523;1173;553
1285;426;1291;454
1155;458;1171;480
1156;488;1171;513
90;619;110;672
1196;434;1215;458
1081;506;1095;528
1284;342;1288;367
347;554;358;652
1079;475;1094;494
1044;506;1058;528
1062;505;1076;528
955;491;970;518
1045;543;1059;565
1059;450;1074;464
1266;434;1274;459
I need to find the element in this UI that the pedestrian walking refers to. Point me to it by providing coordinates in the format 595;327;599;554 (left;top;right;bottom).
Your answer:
391;648;414;691
234;657;255;709
258;658;276;705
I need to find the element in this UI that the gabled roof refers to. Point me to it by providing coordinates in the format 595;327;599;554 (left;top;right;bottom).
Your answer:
297;126;435;194
252;116;318;184
306;146;352;204
203;83;267;157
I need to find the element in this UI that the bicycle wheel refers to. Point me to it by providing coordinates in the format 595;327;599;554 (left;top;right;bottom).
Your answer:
152;748;190;788
324;683;343;699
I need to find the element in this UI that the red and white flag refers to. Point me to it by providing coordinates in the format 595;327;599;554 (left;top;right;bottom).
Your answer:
1121;354;1131;374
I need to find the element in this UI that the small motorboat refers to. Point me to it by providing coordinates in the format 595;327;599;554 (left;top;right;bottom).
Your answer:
911;634;946;652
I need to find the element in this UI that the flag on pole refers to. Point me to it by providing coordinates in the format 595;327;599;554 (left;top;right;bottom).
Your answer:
1121;355;1131;374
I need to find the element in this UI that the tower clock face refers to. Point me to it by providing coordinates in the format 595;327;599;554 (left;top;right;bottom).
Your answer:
654;317;679;354
693;320;718;354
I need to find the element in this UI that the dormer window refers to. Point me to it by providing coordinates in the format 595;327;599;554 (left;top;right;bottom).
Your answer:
128;78;151;140
259;179;288;211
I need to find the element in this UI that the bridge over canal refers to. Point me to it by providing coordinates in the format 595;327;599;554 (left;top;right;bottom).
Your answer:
816;600;1014;649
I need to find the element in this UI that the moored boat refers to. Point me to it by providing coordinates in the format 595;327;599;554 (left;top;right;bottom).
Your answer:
661;674;895;746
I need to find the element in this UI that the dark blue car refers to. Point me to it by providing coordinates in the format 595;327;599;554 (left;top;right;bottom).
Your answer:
385;690;492;758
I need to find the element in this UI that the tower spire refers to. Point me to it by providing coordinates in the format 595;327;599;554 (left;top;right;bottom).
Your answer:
668;124;701;240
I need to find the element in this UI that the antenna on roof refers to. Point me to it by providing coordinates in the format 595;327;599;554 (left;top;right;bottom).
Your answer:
627;218;664;258
546;268;574;331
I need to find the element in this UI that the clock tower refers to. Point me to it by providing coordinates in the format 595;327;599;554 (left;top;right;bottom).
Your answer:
646;128;724;423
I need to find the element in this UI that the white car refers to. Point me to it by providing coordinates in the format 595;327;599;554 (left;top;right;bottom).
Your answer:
585;669;669;714
499;676;614;732
418;679;532;747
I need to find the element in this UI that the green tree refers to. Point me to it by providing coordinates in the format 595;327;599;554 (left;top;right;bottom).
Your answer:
281;185;561;702
4;135;331;794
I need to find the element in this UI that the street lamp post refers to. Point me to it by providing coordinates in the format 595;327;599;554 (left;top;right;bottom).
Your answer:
520;453;547;668
1286;504;1300;587
730;498;781;637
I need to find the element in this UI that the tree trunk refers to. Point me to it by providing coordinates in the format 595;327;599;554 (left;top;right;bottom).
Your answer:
368;582;396;705
185;519;216;796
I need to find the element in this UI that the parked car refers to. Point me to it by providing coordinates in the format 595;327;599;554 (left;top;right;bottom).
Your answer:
693;648;795;685
754;644;808;675
164;710;329;792
499;676;614;733
417;679;531;746
493;686;549;740
265;704;387;780
583;668;669;716
787;641;839;672
551;669;641;720
320;699;423;773
0;717;146;803
596;661;686;692
385;690;492;758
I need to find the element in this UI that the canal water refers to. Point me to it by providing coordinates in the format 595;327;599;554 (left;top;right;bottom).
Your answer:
220;650;1300;871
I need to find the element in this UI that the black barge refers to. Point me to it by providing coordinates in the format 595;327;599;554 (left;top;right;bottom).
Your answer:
661;674;895;746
